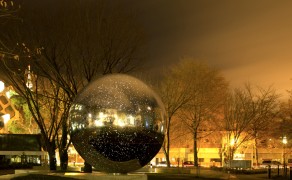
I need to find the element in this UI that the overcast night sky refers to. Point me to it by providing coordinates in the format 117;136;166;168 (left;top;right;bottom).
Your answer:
123;0;292;98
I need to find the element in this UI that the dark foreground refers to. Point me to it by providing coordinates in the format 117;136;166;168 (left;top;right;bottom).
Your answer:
0;167;291;180
5;174;199;180
6;173;291;180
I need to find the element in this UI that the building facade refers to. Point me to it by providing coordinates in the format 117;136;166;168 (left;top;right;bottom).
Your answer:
0;134;46;167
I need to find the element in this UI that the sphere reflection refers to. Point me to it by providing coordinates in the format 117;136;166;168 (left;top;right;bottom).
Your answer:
69;74;165;173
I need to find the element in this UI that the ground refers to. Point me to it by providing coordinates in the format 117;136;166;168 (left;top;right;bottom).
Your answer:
0;167;291;180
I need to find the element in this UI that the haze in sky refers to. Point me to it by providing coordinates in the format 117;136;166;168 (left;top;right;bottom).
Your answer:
124;0;292;99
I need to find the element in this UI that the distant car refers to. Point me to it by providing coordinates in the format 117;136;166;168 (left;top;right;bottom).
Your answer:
183;161;194;167
156;161;167;167
259;160;283;169
156;161;176;167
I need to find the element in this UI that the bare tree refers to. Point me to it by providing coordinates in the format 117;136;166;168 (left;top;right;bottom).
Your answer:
249;86;278;166
165;59;228;167
0;0;20;62
0;57;70;170
0;0;18;19
222;84;279;166
276;92;292;156
0;0;145;171
157;66;192;167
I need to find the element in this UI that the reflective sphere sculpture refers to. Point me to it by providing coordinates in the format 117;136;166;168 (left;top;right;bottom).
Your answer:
69;74;165;173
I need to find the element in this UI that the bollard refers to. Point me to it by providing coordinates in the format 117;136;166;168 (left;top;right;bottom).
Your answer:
277;165;279;176
268;165;271;179
290;167;292;180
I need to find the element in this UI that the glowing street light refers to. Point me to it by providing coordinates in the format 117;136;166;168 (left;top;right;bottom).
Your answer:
1;114;10;133
283;136;287;145
230;138;235;146
0;81;4;93
2;114;10;124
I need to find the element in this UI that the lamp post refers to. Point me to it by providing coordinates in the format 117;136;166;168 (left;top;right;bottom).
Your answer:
282;136;287;176
229;138;235;168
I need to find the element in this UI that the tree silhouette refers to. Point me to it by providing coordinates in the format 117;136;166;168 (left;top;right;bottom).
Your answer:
0;0;145;170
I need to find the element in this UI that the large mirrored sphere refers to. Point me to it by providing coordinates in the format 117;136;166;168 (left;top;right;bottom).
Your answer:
69;74;165;173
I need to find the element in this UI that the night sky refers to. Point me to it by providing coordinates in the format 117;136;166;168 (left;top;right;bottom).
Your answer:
123;0;292;98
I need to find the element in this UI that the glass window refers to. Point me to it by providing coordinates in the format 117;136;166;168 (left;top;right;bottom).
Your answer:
198;158;204;162
210;158;221;162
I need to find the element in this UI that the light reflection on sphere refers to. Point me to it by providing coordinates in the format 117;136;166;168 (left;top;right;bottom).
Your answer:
69;74;165;173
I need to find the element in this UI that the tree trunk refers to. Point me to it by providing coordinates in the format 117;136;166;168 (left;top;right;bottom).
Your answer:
162;146;170;167
60;150;68;171
255;138;259;166
230;146;235;160
165;150;170;168
229;146;233;168
60;118;69;171
48;142;57;171
194;132;199;167
166;120;171;167
162;117;171;167
219;147;223;167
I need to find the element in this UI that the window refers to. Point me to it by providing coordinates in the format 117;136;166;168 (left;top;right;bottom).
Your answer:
198;158;204;162
210;158;221;162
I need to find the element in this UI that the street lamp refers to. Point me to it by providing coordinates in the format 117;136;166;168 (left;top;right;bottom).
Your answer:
282;136;287;176
228;138;235;168
283;136;287;145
